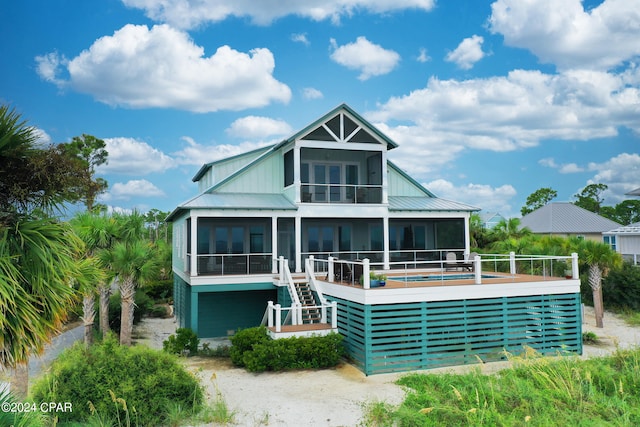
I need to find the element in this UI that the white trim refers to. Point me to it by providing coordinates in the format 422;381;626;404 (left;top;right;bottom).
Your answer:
320;279;580;305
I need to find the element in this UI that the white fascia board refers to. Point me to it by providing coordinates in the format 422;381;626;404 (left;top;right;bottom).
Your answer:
321;279;580;305
297;204;388;218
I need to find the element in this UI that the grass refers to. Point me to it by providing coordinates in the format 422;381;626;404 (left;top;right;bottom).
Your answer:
361;347;640;426
620;310;640;326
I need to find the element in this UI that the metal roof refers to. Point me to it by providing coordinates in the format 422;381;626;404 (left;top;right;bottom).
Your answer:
389;196;479;212
166;193;297;220
520;202;621;233
605;221;640;235
626;187;640;196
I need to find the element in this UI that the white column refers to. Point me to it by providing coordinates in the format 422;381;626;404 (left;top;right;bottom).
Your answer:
474;254;482;284
381;151;389;204
295;215;302;272
464;215;471;256
294;145;301;203
509;251;516;275
383;216;390;270
363;258;371;289
267;301;274;328
271;216;278;273
275;304;282;333
190;214;198;276
571;252;579;279
328;256;335;283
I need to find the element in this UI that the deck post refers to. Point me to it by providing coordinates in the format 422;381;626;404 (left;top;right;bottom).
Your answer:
571;253;579;279
331;301;337;329
279;256;285;283
308;255;314;275
509;251;516;276
321;304;327;323
474;254;482;284
328;256;335;283
363;258;371;289
275;304;282;332
267;301;274;328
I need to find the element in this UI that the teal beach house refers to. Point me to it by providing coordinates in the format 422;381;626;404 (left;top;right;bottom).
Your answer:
168;104;582;374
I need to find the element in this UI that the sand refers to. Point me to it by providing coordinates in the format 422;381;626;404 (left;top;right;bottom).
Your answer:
133;305;640;426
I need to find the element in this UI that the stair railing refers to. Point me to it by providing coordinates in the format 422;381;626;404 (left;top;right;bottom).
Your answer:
279;256;302;324
306;256;330;324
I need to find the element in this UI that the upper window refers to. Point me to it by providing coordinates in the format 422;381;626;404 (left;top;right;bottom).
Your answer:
603;235;617;251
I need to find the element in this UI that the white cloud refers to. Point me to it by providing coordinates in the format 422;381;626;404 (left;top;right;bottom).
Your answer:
425;179;517;215
445;35;485;70
291;33;310;45
416;47;430;63
122;0;436;28
32;127;53;148
539;157;584;173
173;136;272;166
368;69;639;159
302;87;324;100
37;24;291;112
226;116;293;139
109;179;165;200
489;0;640;71
35;52;67;86
586;153;640;203
330;37;400;80
99;137;175;175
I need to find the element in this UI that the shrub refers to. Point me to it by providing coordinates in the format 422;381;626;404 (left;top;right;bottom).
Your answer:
602;262;640;311
31;334;203;426
144;279;173;303
229;326;270;367
163;327;200;355
230;327;344;372
107;290;153;333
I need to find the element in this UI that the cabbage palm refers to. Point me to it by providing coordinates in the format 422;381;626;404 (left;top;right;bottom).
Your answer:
100;212;158;346
0;218;80;394
71;212;117;340
577;239;622;328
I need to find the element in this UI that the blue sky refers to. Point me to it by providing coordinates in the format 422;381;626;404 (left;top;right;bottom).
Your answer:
2;0;639;218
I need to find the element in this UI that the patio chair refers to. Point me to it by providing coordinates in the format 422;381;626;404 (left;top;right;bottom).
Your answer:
334;260;353;283
444;252;459;271
459;252;477;272
352;260;364;285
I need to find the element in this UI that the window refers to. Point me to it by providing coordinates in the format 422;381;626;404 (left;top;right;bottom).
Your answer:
301;161;359;202
603;235;617;251
284;150;293;186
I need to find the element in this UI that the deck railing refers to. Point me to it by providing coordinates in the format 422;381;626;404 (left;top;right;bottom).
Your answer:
312;252;579;288
194;253;273;275
264;300;338;332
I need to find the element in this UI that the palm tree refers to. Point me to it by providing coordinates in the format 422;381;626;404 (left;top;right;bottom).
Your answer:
100;212;158;346
490;217;532;242
0;218;81;395
576;239;622;328
71;212;117;339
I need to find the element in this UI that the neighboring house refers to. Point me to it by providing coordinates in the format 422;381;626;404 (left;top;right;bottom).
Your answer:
520;202;621;241
479;212;506;229
626;187;640;196
603;222;640;265
168;104;582;374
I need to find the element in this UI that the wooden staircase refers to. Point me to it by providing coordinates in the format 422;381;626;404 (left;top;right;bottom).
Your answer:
292;278;322;324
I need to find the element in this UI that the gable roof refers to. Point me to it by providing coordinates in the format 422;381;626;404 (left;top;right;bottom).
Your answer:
192;145;273;182
520;202;621;234
605;221;640;235
626;187;640;196
275;103;398;150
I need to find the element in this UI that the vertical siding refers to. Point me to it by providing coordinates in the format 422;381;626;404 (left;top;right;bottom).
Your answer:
218;155;283;194
173;276;191;329
387;167;428;197
329;293;582;375
172;215;186;273
197;290;277;337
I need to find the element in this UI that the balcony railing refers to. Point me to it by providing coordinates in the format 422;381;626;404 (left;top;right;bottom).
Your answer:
194;253;273;275
300;183;382;204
